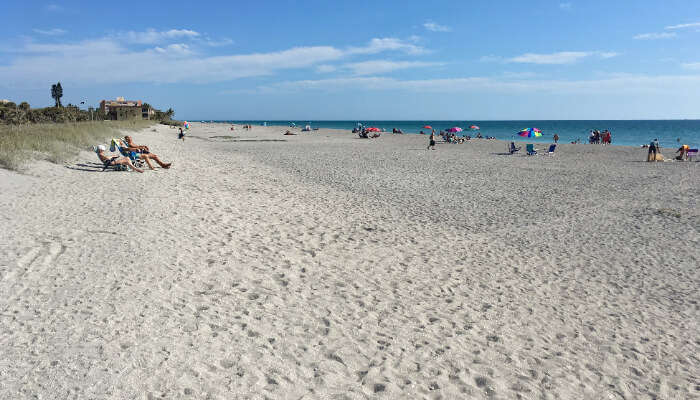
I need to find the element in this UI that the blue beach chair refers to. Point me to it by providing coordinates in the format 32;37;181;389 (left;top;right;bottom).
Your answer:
546;144;556;156
111;138;145;168
526;144;537;156
509;142;521;154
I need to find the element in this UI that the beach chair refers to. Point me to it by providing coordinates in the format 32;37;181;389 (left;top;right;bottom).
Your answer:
545;144;556;156
509;142;521;154
688;149;698;161
112;139;145;168
526;144;537;156
93;146;128;171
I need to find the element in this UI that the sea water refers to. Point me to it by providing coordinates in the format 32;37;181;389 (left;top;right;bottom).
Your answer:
213;120;700;148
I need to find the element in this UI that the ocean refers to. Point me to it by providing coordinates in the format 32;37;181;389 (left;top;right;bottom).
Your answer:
208;120;700;148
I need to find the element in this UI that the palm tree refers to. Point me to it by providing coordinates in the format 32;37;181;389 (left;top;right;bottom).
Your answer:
51;82;63;107
165;108;174;119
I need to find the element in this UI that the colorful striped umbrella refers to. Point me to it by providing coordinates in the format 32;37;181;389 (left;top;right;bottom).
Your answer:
518;128;542;137
447;127;463;133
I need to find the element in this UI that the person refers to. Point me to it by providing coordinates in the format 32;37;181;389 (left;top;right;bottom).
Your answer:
123;135;150;153
119;137;172;170
428;132;436;150
94;145;144;173
178;127;185;141
553;133;559;143
648;138;660;162
676;144;689;160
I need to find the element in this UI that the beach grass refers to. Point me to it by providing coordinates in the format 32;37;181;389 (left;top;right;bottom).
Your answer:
0;120;155;170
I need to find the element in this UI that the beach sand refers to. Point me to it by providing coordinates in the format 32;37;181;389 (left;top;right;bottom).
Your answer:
1;123;698;399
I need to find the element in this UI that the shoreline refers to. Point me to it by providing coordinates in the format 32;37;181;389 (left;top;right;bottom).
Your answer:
194;121;680;151
202;120;700;148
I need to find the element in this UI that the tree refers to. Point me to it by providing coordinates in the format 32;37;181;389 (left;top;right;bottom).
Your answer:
51;82;63;107
165;108;174;119
19;102;30;111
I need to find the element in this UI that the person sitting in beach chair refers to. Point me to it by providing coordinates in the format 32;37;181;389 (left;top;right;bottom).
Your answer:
94;145;144;173
546;144;557;156
123;135;150;153
113;138;172;170
526;144;537;156
509;142;521;154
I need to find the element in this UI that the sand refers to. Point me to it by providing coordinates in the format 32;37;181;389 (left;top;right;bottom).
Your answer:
0;122;698;399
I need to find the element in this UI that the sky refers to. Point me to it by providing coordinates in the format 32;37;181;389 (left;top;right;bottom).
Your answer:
2;0;700;120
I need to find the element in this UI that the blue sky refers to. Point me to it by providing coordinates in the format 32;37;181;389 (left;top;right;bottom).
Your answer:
2;0;700;119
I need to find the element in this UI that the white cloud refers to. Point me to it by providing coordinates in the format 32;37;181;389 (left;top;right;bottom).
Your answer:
154;43;192;56
665;22;700;30
204;38;234;47
423;21;451;32
682;62;700;70
257;73;700;95
123;29;201;44
346;38;425;55
33;28;66;36
599;52;619;59
507;51;616;64
344;60;442;75
0;36;427;87
316;65;336;73
633;32;677;40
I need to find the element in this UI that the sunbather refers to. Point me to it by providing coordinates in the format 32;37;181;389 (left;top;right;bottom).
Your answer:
119;137;172;170
123;135;150;153
94;145;144;173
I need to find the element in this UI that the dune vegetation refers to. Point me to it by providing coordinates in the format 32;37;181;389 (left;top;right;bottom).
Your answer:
0;120;155;170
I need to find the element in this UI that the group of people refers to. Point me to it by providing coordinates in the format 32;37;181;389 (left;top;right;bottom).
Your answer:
94;135;172;173
589;129;612;145
357;129;381;139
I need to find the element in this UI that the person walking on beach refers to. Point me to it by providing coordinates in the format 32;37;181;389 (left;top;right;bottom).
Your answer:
553;133;559;144
178;127;185;141
647;138;660;161
428;132;436;150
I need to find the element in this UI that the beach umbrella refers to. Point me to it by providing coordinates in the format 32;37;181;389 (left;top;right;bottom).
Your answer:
366;127;381;132
470;125;480;130
447;127;463;133
517;128;541;137
422;125;433;130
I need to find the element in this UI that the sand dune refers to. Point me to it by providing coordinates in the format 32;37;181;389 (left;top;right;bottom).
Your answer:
1;123;697;399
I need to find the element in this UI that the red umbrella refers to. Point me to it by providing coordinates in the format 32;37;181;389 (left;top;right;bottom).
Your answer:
422;125;433;130
470;125;480;130
366;127;381;132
